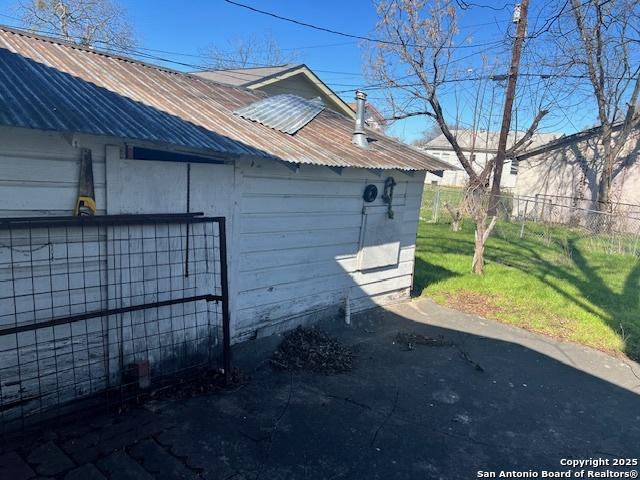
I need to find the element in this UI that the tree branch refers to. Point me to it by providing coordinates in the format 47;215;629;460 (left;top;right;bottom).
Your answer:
385;110;436;121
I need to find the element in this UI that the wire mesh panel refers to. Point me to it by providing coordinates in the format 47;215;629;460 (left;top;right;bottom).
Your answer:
0;213;229;432
421;184;640;258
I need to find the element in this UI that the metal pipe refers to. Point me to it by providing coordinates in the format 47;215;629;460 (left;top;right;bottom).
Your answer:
352;90;369;149
344;289;351;326
218;217;232;383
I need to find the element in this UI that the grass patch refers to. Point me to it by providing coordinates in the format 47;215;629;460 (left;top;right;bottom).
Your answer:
414;219;640;360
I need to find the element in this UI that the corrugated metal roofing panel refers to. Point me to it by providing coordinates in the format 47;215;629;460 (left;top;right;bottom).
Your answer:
0;26;452;172
235;94;324;134
0;46;262;156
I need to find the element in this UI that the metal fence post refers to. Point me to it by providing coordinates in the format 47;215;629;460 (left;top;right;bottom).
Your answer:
217;217;232;383
519;199;528;239
432;189;440;223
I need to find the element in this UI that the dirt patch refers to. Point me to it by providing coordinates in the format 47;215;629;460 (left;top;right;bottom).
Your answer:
441;290;504;318
145;368;247;402
271;326;354;375
438;291;637;363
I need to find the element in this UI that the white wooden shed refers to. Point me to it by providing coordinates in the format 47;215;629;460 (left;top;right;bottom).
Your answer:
0;26;449;422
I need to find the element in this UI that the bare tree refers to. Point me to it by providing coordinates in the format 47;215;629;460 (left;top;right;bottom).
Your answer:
17;0;136;50
202;32;300;69
368;0;548;274
555;0;640;212
412;124;442;147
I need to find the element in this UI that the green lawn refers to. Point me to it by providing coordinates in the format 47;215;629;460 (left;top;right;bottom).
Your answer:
414;218;640;361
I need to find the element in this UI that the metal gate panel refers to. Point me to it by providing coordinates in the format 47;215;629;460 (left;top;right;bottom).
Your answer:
0;213;230;432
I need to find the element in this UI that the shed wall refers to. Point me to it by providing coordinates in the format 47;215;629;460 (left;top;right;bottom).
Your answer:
0;128;107;217
233;159;425;340
0;126;426;341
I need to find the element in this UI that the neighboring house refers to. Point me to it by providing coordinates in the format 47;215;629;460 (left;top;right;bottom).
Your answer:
0;26;449;420
193;64;357;119
420;129;559;188
347;102;388;132
194;64;388;132
513;123;640;213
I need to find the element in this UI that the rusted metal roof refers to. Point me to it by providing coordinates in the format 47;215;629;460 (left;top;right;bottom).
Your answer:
235;94;325;134
0;26;451;171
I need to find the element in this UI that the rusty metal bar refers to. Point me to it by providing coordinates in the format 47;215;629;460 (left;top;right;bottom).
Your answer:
0;294;223;336
0;213;223;229
218;217;232;383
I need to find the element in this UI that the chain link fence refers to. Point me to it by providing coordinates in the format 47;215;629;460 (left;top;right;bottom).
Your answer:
422;185;640;258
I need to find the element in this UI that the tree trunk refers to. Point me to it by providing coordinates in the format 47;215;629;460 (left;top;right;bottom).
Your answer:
472;224;486;275
444;201;463;232
471;215;497;275
597;147;613;213
597;169;611;210
595;127;615;233
451;215;462;232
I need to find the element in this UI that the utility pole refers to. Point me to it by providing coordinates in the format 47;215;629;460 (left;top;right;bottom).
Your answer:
488;0;530;216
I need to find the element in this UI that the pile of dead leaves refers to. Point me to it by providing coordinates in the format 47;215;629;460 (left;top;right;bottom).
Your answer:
271;326;354;375
395;332;454;350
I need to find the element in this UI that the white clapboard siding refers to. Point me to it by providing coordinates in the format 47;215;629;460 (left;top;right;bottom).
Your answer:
239;227;362;253
240;196;365;215
239;244;355;272
234;160;424;337
0;128;107;217
240;212;362;234
0;224;110;419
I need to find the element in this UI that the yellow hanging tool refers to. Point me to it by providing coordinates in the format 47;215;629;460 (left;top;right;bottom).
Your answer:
75;148;96;216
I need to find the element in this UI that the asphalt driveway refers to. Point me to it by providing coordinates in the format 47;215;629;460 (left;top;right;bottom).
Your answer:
2;298;639;479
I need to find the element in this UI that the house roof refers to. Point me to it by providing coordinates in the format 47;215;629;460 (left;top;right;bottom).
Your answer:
425;129;560;152
0;26;450;172
193;63;356;119
514;122;626;160
192;65;295;87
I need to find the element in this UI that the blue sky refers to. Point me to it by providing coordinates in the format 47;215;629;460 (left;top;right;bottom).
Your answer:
0;0;593;142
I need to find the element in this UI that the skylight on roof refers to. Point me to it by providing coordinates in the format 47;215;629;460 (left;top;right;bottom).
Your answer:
234;94;324;134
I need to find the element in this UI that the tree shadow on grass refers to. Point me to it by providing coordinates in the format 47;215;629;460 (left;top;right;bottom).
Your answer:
490;240;640;360
411;256;460;297
562;239;640;360
416;222;640;361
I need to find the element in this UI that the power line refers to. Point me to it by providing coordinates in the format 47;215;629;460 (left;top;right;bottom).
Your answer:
0;19;373;100
224;0;508;51
0;13;366;77
0;10;516;90
1;9;633;115
455;1;513;12
335;70;638;94
0;20;516;98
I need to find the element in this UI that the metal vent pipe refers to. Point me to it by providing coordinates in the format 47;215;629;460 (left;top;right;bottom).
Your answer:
352;90;368;149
